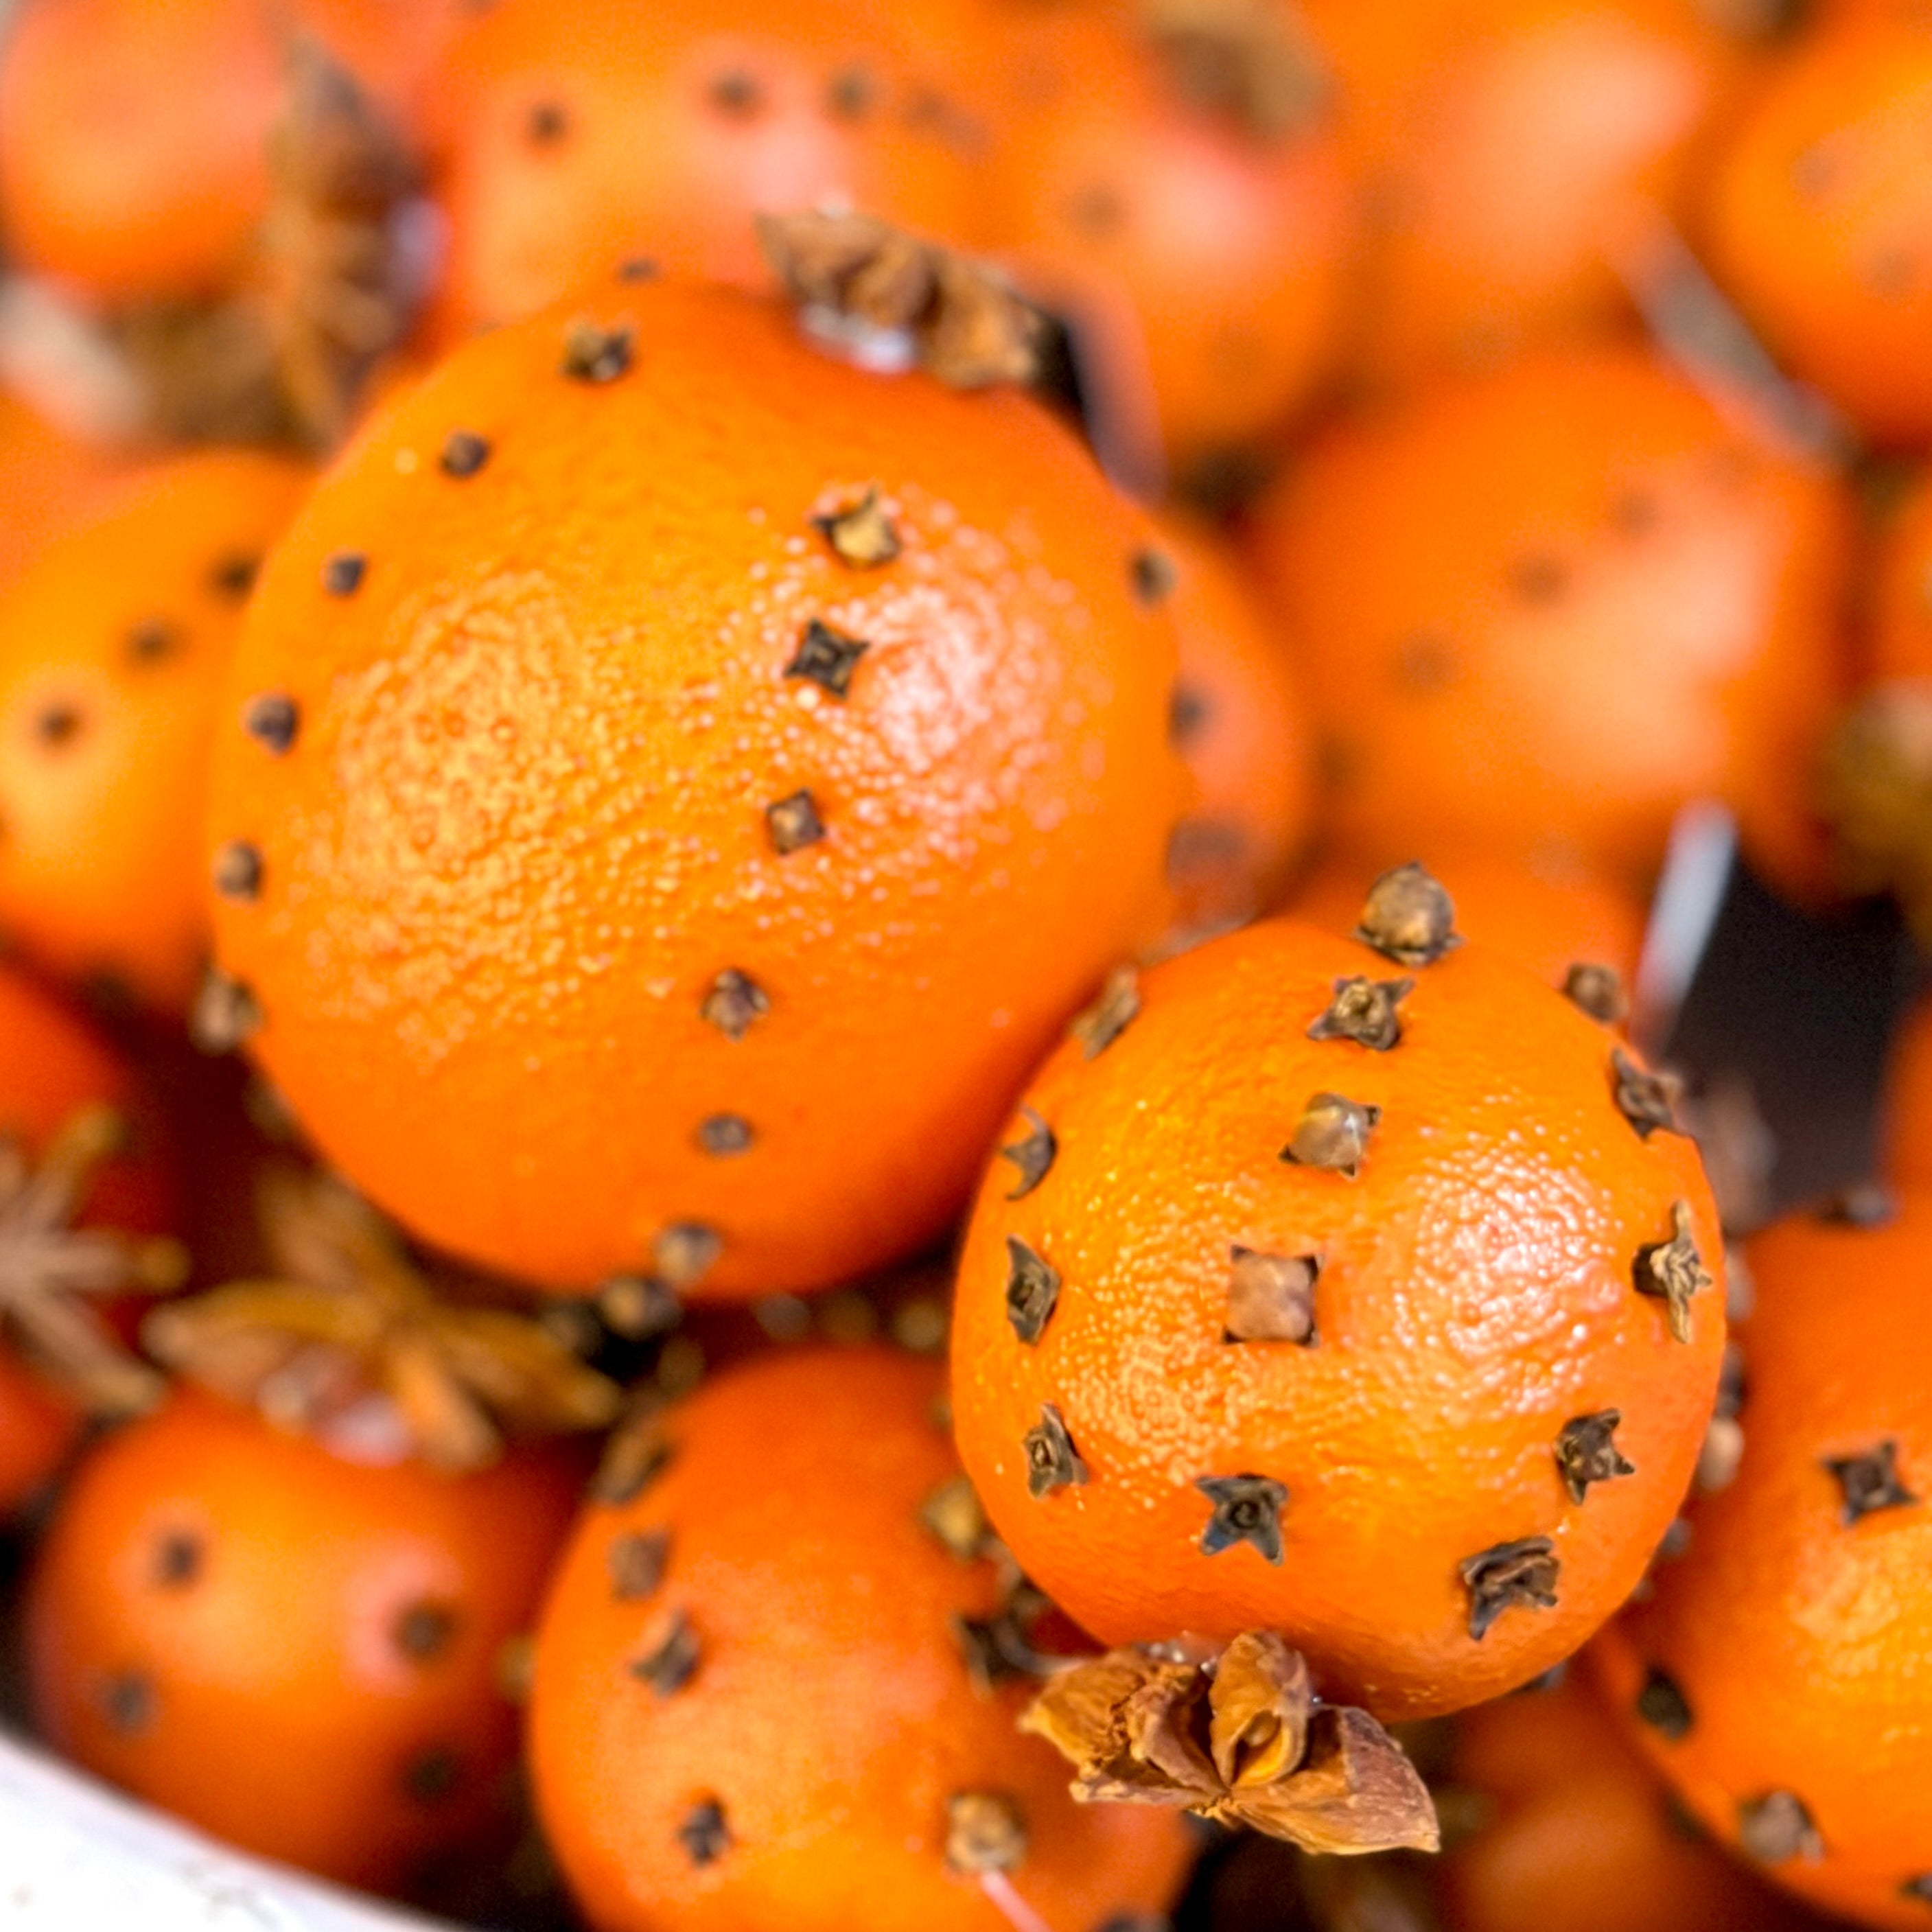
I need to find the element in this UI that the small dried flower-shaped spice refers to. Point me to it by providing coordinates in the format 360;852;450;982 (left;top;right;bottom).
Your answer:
0;1104;185;1417
945;1791;1028;1874
1130;548;1178;606
561;318;634;383
1563;962;1629;1025
1611;1049;1684;1139
190;968;264;1054
100;1670;157;1737
1197;1474;1289;1563
143;1169;620;1472
1355;863;1460;967
757;209;1045;390
1024;1404;1087;1498
1021;1630;1439;1854
1071;966;1141;1059
212;840;264;903
1281;1093;1380;1178
765;789;826;855
1307;976;1412;1052
678;1798;732;1867
1737;1790;1822;1864
242;691;300;754
1822;1440;1920;1526
1633;1200;1712;1345
999;1108;1057;1200
590;1401;675;1506
1460;1537;1560;1640
607;1528;671;1603
1555;1410;1635;1504
629;1609;701;1698
1224;1248;1318;1346
1634;1667;1694;1742
811;487;900;568
1005;1237;1061;1345
653;1223;721;1292
783;618;870;698
596;1273;681;1340
700;968;769;1040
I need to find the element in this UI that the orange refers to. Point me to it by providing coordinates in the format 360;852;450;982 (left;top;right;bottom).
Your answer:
980;1;1353;470
205;269;1185;1298
25;1388;581;1896
1161;515;1318;936
1883;1001;1932;1191
0;0;283;306
1441;1670;1829;1932
424;0;986;340
1701;19;1932;447
1868;474;1932;682
1244;345;1854;895
1592;1191;1932;1929
529;1347;1195;1932
1290;848;1646;993
0;452;311;1012
0;392;126;593
951;868;1725;1720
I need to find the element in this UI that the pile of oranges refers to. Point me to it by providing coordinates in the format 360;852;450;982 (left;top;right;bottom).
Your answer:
1;3;1930;1931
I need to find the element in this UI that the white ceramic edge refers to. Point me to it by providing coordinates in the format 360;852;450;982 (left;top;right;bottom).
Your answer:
0;1730;456;1930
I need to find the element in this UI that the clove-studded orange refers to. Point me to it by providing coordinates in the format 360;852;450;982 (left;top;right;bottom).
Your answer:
204;258;1185;1299
979;0;1353;472
1289;848;1646;1000
0;392;125;594
424;0;986;340
1592;1189;1932;1931
951;865;1725;1720
528;1347;1195;1932
1245;346;1854;895
0;964;179;1515
1160;515;1318;938
25;1387;583;1896
0;452;311;1012
1701;18;1932;447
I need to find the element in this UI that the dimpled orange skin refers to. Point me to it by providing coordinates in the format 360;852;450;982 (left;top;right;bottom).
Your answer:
1591;1196;1932;1930
26;1388;583;1896
0;965;176;1513
980;5;1353;468
1162;518;1317;935
1244;348;1854;896
1305;0;1748;390
1441;1672;1826;1932
1290;849;1646;992
0;0;283;306
1703;21;1932;448
207;275;1185;1298
424;0;986;342
529;1348;1194;1932
0;454;310;1013
952;916;1724;1720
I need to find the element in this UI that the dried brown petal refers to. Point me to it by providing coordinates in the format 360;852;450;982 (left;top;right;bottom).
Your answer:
1460;1537;1559;1640
700;968;769;1040
783;619;870;697
811;487;900;569
1071;966;1141;1059
1633;1200;1712;1345
1635;1667;1693;1742
1555;1410;1634;1504
1822;1440;1919;1525
629;1609;700;1697
1307;977;1412;1053
1355;863;1460;966
1281;1093;1380;1178
1563;962;1628;1025
1224;1247;1318;1345
607;1528;671;1602
1738;1791;1822;1864
1612;1049;1684;1140
999;1108;1057;1200
1023;1404;1087;1498
1197;1474;1288;1563
1004;1236;1060;1345
1226;1706;1440;1855
944;1791;1027;1874
1208;1631;1310;1790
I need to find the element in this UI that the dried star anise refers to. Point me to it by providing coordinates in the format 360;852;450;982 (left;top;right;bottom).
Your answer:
1021;1630;1439;1854
0;1104;184;1415
142;1167;620;1471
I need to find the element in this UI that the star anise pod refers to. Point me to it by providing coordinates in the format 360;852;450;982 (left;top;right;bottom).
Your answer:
143;1167;620;1471
0;1104;184;1415
1021;1631;1439;1856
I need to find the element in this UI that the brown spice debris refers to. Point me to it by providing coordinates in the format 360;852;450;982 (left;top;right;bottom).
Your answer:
758;210;1045;389
143;1169;620;1472
0;1105;183;1417
1021;1630;1439;1855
